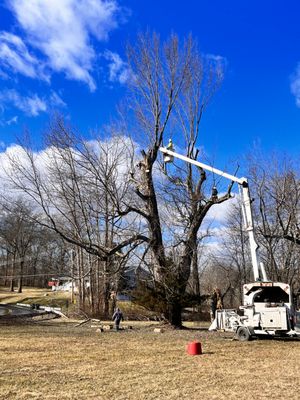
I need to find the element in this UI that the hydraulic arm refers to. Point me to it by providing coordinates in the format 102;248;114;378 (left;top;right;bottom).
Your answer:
159;146;267;281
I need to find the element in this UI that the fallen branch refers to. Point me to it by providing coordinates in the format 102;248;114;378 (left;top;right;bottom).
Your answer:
74;318;91;327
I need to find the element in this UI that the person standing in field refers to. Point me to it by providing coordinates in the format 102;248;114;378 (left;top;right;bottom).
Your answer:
216;288;223;310
210;288;223;322
112;307;123;330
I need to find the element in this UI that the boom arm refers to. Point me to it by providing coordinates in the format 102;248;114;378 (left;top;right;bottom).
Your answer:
159;146;268;282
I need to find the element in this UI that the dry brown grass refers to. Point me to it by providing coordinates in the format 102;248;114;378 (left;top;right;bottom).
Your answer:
0;319;299;400
0;287;53;304
0;287;71;313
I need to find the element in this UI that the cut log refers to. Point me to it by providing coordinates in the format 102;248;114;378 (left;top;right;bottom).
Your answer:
102;324;113;330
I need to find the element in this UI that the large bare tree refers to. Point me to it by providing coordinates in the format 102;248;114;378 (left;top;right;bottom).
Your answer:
125;32;233;326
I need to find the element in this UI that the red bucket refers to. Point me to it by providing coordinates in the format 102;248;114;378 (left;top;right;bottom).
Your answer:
187;341;202;355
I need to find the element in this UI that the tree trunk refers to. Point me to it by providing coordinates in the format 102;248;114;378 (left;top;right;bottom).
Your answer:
167;298;182;327
4;252;10;287
191;241;200;304
103;290;110;318
71;249;75;305
32;260;37;287
10;254;16;292
18;260;24;293
96;258;101;315
102;257;110;318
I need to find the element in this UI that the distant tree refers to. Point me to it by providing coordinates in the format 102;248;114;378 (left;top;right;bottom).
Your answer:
199;154;300;304
248;154;300;290
202;201;252;306
0;199;39;292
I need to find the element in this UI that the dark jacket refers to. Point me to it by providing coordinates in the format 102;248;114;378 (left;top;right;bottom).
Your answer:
112;309;123;323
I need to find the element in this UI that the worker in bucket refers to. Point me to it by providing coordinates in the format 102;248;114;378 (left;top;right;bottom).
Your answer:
112;307;124;331
210;288;223;322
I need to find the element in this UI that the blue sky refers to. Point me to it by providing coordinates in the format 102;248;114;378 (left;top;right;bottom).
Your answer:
0;0;300;167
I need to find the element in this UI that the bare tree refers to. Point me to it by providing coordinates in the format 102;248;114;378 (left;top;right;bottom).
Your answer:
5;125;147;262
126;32;232;326
0;199;39;292
205;201;252;306
0;196;72;292
248;154;300;290
201;154;300;303
3;122;146;316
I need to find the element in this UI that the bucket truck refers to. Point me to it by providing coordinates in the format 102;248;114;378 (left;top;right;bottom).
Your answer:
160;142;300;340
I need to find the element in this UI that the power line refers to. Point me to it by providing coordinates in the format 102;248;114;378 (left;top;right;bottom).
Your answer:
0;273;70;279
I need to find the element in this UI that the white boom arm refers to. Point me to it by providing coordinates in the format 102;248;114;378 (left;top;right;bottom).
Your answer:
159;146;268;282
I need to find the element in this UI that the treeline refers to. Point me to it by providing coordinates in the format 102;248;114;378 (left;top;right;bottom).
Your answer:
200;154;300;308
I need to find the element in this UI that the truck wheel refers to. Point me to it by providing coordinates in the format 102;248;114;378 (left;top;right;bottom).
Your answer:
237;326;251;341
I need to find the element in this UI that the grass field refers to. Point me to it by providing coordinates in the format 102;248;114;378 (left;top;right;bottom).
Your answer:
0;287;71;311
1;317;300;400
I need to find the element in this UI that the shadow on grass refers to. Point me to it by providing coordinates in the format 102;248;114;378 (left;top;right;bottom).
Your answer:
257;335;300;342
185;327;209;331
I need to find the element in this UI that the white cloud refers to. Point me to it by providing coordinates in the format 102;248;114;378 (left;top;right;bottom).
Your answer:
291;63;300;107
0;136;134;203
104;50;131;84
205;53;227;80
0;89;47;116
76;0;121;41
206;193;238;224
7;0;124;91
0;89;67;119
4;115;18;126
0;144;25;179
206;54;227;63
0;31;48;81
49;91;67;108
0;114;19;127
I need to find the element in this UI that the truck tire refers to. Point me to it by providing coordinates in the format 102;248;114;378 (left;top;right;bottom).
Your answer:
237;326;251;341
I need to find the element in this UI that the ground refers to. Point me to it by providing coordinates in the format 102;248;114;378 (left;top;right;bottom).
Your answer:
0;318;299;400
0;287;71;311
1;287;300;399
